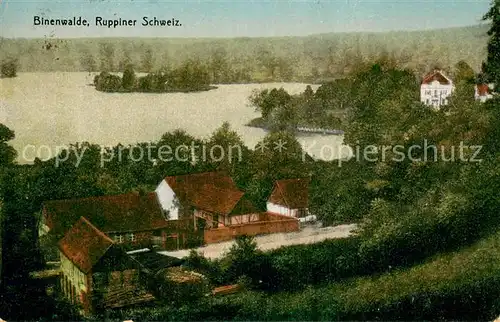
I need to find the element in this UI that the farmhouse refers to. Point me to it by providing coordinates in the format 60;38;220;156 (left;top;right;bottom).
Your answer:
40;192;180;250
420;70;455;109
41;172;303;251
266;178;310;218
155;171;300;244
58;217;156;315
155;171;247;226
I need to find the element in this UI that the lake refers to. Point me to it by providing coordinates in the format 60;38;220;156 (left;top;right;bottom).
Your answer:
0;72;350;164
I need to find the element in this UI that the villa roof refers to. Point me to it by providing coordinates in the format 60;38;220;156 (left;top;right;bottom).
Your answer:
422;70;452;85
164;172;244;215
268;178;310;209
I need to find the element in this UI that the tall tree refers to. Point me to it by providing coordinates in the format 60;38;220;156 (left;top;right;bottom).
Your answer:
121;64;136;91
79;50;97;73
206;122;252;188
454;60;475;84
141;48;154;73
0;124;16;167
482;0;500;87
210;47;229;83
99;43;115;72
118;49;133;71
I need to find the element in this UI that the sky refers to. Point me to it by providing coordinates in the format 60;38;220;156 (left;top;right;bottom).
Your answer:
0;0;493;38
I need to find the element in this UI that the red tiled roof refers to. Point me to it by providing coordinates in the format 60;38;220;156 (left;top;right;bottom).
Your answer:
268;178;310;209
421;70;451;85
43;192;168;238
476;84;490;96
58;217;113;274
164;172;244;215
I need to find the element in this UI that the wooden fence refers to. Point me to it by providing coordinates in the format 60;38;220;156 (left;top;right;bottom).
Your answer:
204;213;299;244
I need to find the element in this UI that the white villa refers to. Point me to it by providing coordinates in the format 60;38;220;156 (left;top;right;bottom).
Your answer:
420;70;455;109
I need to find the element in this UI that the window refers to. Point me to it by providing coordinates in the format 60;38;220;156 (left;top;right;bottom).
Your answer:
128;233;135;242
434;90;438;96
297;208;308;218
113;234;123;243
426;99;430;105
425;90;431;95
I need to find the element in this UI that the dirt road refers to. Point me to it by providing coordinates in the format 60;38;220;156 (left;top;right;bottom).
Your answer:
158;223;358;259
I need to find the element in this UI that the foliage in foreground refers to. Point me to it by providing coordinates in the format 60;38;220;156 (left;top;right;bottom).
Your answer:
100;229;500;321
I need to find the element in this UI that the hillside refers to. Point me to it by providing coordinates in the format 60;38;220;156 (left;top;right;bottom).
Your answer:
218;229;500;320
0;24;489;78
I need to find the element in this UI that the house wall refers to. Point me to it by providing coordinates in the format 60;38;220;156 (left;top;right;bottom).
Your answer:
230;213;260;225
194;209;230;228
90;269;141;313
155;180;180;220
60;252;89;311
108;230;155;247
108;229;183;249
420;81;454;109
266;202;298;217
475;89;493;102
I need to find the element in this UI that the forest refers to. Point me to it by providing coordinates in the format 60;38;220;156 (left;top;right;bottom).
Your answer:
0;24;489;83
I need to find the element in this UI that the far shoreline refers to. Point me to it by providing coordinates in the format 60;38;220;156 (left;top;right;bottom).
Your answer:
246;117;345;136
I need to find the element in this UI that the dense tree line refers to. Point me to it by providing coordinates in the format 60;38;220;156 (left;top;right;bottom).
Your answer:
0;24;489;81
93;60;214;93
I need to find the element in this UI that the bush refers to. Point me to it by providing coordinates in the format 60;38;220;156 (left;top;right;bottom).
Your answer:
94;72;121;92
197;235;363;292
221;235;270;288
184;249;226;285
263;237;363;291
1;59;17;78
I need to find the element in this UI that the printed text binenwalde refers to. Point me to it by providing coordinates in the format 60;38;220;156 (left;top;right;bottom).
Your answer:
33;16;182;27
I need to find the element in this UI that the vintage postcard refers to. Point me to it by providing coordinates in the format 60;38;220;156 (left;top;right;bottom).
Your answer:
1;0;500;320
